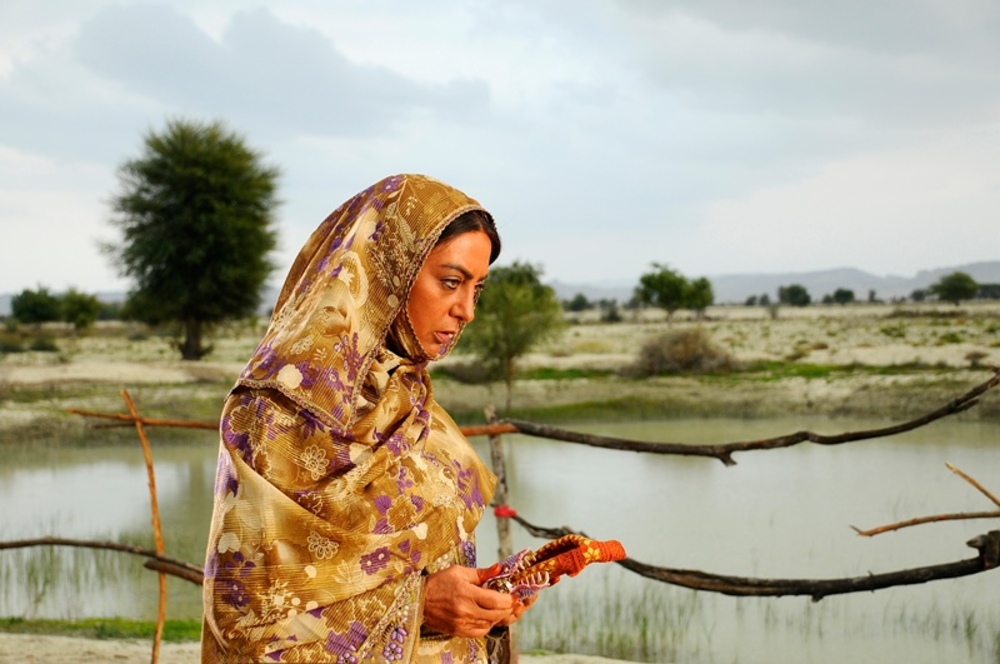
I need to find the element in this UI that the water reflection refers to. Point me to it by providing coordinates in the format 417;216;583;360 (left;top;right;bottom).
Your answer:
1;417;998;663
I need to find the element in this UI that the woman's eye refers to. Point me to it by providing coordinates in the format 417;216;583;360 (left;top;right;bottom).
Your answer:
442;279;460;290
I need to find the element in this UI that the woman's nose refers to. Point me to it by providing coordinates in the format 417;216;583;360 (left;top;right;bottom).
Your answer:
453;289;476;323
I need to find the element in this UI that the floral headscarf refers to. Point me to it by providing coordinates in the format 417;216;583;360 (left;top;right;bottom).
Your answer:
202;175;498;663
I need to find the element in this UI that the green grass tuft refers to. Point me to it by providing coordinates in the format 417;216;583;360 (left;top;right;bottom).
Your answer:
0;616;202;642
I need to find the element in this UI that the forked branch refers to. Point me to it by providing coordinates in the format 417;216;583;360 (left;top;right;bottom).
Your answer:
853;463;1000;537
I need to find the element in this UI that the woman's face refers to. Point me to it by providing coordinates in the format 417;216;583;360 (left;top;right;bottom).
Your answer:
407;230;492;357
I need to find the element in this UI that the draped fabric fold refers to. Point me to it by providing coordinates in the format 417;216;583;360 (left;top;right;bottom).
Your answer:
202;175;497;663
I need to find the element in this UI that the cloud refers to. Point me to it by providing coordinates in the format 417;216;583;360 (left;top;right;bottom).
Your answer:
691;126;1000;276
0;145;123;292
73;5;491;137
610;1;1000;129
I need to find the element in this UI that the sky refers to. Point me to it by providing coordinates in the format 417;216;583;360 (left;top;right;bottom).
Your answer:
2;0;999;295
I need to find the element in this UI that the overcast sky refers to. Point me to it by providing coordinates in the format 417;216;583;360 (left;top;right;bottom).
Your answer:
2;0;998;295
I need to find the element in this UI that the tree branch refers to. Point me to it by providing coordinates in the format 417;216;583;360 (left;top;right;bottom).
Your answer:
0;537;205;585
852;511;1000;537
504;368;1000;466
507;514;1000;601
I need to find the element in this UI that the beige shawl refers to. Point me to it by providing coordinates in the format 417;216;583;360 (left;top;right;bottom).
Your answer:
202;174;497;663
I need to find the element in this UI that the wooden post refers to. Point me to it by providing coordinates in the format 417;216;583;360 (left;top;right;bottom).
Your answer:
485;405;515;664
486;405;512;560
122;390;166;664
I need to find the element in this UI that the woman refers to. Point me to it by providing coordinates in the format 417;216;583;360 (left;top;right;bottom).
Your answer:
202;174;527;663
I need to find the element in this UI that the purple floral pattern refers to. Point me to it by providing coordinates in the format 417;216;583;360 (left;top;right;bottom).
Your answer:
203;175;498;662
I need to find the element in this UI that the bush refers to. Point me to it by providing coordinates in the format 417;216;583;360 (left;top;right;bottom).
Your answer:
28;335;59;352
629;328;738;376
434;361;498;384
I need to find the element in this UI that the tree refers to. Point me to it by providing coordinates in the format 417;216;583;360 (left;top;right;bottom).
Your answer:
778;284;811;307
11;286;61;325
929;271;979;306
979;283;1000;300
685;277;714;318
459;261;565;412
564;293;591;312
105;119;280;359
60;289;103;332
634;263;689;322
832;288;855;305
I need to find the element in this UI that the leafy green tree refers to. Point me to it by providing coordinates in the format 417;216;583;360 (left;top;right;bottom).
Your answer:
60;289;103;331
778;284;811;307
979;283;1000;300
929;271;979;306
11;286;61;325
635;263;689;322
105;119;280;359
685;277;714;317
459;261;565;412
564;293;591;312
832;288;855;305
910;288;927;302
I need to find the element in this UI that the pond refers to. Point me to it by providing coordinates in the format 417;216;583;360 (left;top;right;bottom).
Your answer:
1;415;998;663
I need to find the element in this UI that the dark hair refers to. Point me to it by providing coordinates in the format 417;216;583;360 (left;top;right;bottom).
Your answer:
436;210;501;264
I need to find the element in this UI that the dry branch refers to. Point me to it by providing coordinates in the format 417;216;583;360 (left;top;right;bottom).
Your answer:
506;514;1000;601
65;408;217;430
66;369;1000;468
504;368;1000;466
0;537;204;585
852;511;1000;537
947;462;1000;508
853;464;1000;536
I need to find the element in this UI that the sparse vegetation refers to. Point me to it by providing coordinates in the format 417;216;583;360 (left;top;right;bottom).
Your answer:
629;328;738;376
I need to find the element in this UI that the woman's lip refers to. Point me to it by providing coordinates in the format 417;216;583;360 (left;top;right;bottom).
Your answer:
433;331;456;344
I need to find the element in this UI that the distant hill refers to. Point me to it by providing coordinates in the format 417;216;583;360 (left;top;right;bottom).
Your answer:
3;261;999;315
549;261;1000;305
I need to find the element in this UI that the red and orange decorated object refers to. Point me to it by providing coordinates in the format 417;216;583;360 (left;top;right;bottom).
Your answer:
478;534;627;600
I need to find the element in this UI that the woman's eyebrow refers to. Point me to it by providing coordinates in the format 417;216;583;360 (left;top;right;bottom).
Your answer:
440;263;473;279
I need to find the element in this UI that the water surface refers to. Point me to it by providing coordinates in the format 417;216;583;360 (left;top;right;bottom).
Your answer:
1;416;997;663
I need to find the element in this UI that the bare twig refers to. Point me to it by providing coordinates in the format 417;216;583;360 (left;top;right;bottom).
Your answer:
946;462;1000;508
853;464;1000;536
852;511;1000;537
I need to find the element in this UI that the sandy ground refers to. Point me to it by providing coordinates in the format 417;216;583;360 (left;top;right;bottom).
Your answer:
0;633;639;664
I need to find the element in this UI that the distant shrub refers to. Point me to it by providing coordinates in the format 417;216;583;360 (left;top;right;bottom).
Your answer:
0;337;24;353
880;323;907;339
434;361;497;384
629;328;738;376
965;351;989;368
937;332;963;345
28;335;59;352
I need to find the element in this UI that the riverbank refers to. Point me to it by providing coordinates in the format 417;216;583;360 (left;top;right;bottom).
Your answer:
1;302;998;443
0;633;639;664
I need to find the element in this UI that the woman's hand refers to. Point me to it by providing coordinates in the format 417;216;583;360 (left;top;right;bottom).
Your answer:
495;592;538;627
423;566;517;638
